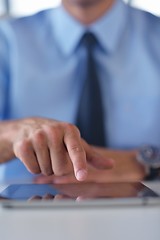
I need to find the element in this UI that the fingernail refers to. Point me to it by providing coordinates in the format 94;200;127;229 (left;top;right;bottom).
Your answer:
76;169;87;181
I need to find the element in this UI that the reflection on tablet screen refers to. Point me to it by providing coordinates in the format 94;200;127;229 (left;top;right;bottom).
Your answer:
0;182;159;201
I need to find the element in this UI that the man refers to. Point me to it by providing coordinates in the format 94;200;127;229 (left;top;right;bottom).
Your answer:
0;0;160;183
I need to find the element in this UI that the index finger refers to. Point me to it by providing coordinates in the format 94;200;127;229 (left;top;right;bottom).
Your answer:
63;124;88;181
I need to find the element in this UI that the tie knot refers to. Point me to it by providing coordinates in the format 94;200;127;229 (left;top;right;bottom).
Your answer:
81;32;97;48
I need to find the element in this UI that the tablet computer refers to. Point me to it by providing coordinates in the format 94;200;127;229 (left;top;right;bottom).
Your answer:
0;182;159;208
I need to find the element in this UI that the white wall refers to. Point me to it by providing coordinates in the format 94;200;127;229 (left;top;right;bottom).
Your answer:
131;0;160;16
10;0;61;16
0;0;5;16
0;0;61;17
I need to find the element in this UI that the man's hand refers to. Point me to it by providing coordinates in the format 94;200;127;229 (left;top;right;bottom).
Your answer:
35;148;146;184
0;117;114;181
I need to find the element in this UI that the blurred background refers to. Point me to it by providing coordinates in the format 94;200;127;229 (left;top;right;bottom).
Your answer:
0;0;160;18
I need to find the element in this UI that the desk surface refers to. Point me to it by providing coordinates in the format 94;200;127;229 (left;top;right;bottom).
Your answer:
0;182;160;240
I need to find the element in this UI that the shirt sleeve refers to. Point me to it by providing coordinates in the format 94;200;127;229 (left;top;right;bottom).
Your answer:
0;22;10;120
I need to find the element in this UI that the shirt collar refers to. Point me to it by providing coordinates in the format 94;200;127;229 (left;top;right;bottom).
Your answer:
48;0;128;56
90;0;128;53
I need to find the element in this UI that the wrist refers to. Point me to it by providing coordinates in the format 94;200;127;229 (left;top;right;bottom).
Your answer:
136;145;160;180
0;120;20;162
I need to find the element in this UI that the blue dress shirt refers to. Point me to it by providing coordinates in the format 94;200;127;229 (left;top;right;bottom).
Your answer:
0;0;160;182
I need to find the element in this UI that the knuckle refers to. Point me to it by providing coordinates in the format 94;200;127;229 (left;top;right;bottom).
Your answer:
14;139;31;157
47;127;62;145
70;144;84;154
44;125;53;134
65;123;80;135
33;130;45;146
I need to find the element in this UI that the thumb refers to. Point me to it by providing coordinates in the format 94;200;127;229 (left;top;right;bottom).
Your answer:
82;140;115;169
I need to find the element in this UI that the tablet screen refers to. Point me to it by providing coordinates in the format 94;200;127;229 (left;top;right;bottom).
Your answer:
0;182;159;201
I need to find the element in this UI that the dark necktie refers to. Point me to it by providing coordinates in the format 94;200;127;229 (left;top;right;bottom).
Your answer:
76;32;106;146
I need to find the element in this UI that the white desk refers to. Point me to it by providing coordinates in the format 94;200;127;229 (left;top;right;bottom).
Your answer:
0;182;160;240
